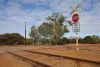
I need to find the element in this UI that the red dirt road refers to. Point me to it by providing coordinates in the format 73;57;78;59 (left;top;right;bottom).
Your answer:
0;44;100;67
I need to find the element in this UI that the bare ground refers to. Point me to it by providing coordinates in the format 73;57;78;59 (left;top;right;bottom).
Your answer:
0;44;100;67
0;53;32;67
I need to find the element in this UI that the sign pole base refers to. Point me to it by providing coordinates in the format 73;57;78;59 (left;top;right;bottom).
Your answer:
76;32;79;51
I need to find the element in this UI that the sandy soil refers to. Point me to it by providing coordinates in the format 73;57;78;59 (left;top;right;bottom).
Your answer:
0;53;32;67
0;44;100;67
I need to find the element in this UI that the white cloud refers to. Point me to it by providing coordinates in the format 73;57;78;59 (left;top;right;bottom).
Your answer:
79;0;100;34
0;0;100;37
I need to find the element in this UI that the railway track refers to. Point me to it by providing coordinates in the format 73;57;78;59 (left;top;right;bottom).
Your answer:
0;48;52;67
6;51;52;67
25;50;100;64
1;48;100;67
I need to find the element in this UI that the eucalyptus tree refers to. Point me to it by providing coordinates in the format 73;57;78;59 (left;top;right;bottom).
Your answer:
38;22;53;45
46;12;69;45
30;12;69;45
29;25;40;45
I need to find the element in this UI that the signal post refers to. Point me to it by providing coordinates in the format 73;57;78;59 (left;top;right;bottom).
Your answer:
72;12;80;51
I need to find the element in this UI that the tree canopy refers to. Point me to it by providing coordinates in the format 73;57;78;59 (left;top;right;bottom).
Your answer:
0;33;24;45
29;12;69;45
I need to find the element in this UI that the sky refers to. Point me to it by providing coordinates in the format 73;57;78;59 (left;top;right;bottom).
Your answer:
0;0;100;38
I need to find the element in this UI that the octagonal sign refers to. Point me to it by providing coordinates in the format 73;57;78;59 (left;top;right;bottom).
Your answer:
72;13;79;23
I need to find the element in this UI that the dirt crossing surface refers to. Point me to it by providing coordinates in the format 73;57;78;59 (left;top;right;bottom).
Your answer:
0;53;32;67
13;51;81;67
0;44;100;67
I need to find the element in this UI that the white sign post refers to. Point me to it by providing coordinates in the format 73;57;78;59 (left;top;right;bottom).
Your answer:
68;0;81;51
72;23;80;51
72;13;80;51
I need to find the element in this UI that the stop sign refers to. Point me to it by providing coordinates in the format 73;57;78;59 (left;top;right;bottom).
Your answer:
72;13;79;23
